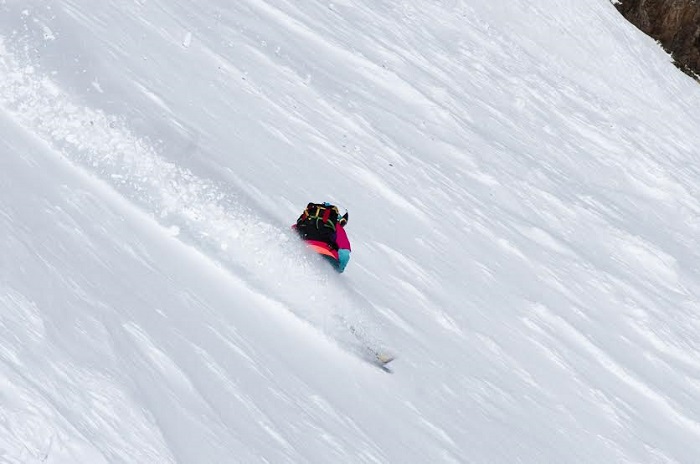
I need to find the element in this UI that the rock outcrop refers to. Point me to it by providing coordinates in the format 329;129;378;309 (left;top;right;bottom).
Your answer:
616;0;700;79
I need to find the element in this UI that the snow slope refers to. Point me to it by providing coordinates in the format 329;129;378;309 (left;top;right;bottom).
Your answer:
3;0;700;462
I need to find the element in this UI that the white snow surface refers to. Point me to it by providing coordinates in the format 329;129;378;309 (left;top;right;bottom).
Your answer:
2;1;700;462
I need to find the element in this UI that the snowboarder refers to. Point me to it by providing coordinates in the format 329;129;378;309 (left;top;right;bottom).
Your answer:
293;202;351;273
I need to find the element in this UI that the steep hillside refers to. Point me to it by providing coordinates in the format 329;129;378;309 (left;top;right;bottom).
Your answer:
2;1;700;462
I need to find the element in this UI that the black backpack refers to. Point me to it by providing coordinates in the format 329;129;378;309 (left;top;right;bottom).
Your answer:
295;202;341;248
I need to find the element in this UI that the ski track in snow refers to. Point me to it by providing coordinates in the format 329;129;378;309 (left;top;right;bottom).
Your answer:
0;107;394;463
0;36;387;357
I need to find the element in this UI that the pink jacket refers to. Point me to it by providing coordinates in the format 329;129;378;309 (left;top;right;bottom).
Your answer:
335;224;351;251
